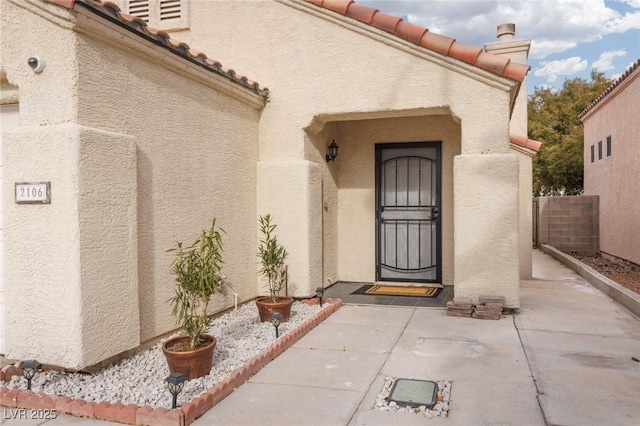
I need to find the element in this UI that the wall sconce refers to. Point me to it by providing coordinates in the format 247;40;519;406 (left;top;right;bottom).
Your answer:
166;372;187;409
271;313;282;338
325;140;339;162
20;360;40;390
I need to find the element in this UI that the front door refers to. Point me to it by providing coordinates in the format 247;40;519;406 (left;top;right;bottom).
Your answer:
375;143;441;282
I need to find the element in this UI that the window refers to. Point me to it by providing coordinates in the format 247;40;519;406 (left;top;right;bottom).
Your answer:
590;145;594;163
598;141;602;160
606;136;611;157
125;0;189;31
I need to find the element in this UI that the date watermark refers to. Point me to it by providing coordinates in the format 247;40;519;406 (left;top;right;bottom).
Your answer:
2;408;57;420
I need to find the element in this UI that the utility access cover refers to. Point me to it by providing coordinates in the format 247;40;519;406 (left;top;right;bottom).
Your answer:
388;379;438;408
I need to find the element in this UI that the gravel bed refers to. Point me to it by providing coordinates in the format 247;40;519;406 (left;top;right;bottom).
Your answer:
375;377;451;418
575;252;640;294
2;301;322;409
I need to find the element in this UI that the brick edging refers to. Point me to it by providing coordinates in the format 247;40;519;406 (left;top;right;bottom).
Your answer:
0;298;343;425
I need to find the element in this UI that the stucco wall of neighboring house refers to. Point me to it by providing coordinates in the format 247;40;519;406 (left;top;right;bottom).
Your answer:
582;68;639;265
176;0;519;300
1;0;263;367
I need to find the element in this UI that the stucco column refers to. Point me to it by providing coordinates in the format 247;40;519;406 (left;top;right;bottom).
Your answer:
257;160;322;297
4;122;139;368
453;153;520;308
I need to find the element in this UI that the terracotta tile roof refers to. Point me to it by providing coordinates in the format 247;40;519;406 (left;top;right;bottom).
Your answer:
579;58;640;119
510;134;542;152
45;0;270;98
304;0;530;82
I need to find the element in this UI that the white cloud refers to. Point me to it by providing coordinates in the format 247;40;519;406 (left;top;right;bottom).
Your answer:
592;50;627;71
533;57;588;83
359;0;639;59
620;0;640;8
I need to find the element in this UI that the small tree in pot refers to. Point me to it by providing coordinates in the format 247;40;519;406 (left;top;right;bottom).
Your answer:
162;218;224;379
256;214;293;322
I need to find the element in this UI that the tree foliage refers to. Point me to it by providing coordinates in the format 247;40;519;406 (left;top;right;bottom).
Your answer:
529;70;612;195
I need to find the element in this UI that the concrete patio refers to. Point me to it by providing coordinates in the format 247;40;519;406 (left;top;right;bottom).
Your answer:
2;249;639;425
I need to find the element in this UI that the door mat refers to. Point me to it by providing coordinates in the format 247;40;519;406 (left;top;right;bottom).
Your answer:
352;285;442;298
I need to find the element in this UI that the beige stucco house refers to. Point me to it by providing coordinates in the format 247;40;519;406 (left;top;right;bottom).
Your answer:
1;0;538;369
580;59;640;266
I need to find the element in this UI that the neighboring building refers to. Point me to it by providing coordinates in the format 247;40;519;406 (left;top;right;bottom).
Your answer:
580;59;640;267
1;0;537;369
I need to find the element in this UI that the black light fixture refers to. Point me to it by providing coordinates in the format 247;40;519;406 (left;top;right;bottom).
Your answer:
316;286;325;308
165;372;187;409
325;140;339;162
271;313;282;338
20;360;40;391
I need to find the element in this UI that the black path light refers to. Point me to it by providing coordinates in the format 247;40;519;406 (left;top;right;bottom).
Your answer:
271;312;282;338
20;360;40;391
316;286;325;308
165;372;187;409
325;140;339;162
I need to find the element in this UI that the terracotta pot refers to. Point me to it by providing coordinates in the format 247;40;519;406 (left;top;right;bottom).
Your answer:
255;297;294;322
162;334;216;380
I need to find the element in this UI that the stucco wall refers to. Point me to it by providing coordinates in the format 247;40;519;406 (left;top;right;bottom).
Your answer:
582;70;640;265
0;104;19;355
1;0;263;367
331;115;459;285
2;0;87;367
454;154;520;307
176;0;516;295
74;21;263;344
486;36;533;279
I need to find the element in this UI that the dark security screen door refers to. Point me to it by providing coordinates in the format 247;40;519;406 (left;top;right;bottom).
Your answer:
376;143;441;282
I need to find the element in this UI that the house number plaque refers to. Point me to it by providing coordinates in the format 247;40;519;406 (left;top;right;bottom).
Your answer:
15;182;51;204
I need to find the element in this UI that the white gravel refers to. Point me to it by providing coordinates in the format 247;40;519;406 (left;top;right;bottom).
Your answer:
2;301;322;409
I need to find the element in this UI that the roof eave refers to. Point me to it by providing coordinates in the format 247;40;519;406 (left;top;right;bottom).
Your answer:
68;0;269;106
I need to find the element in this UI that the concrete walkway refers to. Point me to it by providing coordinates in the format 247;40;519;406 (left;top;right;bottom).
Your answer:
2;249;640;425
196;249;640;426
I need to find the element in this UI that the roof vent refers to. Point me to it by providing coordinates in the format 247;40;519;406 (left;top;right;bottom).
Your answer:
497;23;516;41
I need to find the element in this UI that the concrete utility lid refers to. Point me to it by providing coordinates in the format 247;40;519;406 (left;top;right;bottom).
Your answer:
389;379;438;408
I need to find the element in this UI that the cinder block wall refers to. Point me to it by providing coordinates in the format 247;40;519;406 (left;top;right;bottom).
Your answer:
535;195;599;255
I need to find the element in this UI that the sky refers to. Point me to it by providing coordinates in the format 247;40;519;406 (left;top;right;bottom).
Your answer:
358;0;640;95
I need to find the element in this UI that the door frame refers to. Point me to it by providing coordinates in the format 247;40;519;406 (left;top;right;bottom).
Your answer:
374;141;442;283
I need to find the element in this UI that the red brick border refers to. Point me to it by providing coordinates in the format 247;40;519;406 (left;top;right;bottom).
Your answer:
0;298;343;425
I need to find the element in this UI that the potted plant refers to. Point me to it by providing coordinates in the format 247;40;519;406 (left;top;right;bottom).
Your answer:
162;218;224;380
255;214;294;322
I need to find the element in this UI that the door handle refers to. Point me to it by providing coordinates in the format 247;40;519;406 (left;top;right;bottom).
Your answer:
431;206;439;220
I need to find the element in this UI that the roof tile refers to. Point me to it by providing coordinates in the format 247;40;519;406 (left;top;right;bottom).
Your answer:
61;0;269;98
510;134;541;152
580;58;640;118
475;51;510;76
395;22;427;45
322;0;353;15
371;12;402;34
304;0;529;82
502;61;531;82
448;42;482;65
419;31;455;56
345;3;378;24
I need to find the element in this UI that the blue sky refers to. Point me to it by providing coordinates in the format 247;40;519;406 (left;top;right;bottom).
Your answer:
359;0;640;95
